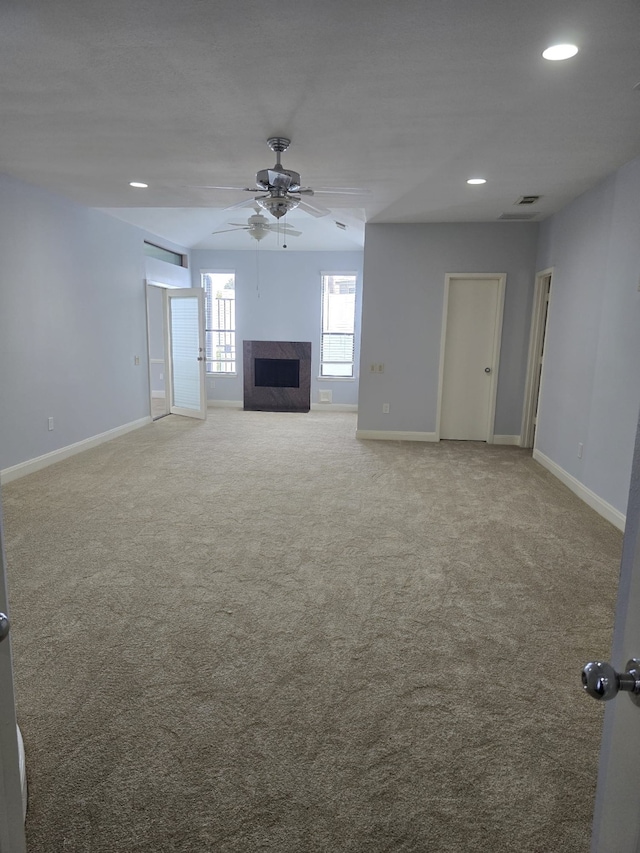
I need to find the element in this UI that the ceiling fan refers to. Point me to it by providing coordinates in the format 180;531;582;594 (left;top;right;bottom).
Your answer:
211;207;302;242
195;137;365;220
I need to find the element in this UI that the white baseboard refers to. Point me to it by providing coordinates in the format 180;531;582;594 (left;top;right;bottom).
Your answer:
207;401;358;413
207;400;243;409
311;403;358;412
0;417;151;484
533;449;626;531
356;430;438;442
493;435;521;445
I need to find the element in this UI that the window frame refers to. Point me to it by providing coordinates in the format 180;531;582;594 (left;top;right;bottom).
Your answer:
201;270;237;375
319;272;358;380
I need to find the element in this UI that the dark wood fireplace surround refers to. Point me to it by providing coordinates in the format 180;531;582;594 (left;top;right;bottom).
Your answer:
243;340;311;413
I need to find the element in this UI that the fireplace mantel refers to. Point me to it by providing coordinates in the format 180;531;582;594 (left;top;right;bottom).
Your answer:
243;340;311;413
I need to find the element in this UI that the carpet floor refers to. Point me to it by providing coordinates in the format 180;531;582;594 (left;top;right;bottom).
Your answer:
2;410;622;852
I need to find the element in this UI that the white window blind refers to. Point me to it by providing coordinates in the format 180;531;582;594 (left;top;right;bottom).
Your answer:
170;297;201;410
321;274;356;377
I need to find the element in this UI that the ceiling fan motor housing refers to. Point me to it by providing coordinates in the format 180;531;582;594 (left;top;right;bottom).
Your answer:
255;167;302;192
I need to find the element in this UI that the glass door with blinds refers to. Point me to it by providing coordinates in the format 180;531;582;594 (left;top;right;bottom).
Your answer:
167;288;206;420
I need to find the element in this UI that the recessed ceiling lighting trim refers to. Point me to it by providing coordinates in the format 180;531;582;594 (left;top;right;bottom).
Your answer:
129;181;148;188
542;44;578;61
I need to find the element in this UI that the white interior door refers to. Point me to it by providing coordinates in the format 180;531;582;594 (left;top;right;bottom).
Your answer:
167;288;206;421
438;275;505;441
588;411;640;851
0;487;27;853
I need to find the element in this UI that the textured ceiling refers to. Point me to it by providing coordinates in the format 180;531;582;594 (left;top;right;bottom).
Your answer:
1;0;639;250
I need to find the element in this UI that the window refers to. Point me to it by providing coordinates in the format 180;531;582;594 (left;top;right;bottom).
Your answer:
144;241;186;267
320;274;357;377
201;272;236;373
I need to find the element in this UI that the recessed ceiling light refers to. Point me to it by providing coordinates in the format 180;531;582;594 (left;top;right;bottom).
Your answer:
542;44;578;61
467;178;487;185
129;181;148;188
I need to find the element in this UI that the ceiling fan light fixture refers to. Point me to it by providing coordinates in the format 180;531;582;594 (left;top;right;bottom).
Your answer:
256;195;300;219
542;43;578;61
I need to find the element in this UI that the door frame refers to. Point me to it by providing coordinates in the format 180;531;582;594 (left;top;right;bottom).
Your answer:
520;268;553;449
435;273;506;443
145;282;207;421
145;281;172;420
0;485;27;853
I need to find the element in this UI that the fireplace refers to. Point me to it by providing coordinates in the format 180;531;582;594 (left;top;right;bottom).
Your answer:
243;340;311;412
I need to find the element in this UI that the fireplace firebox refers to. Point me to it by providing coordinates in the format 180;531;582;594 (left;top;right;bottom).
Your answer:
254;358;300;389
243;341;311;412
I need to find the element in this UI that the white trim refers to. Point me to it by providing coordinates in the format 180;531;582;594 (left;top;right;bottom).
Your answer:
522;268;553;449
149;358;165;365
436;273;506;443
145;279;180;290
311;403;358;412
207;400;243;409
493;435;521;445
206;401;358;413
151;391;166;399
0;417;151;484
356;430;438;442
533;449;626;531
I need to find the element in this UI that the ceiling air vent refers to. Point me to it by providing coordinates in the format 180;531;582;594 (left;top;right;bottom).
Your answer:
498;213;538;221
516;195;540;205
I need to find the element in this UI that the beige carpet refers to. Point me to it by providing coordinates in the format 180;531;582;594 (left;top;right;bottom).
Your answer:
2;410;622;852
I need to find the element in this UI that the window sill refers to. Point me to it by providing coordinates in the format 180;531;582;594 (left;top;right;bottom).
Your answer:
206;373;237;378
317;376;355;381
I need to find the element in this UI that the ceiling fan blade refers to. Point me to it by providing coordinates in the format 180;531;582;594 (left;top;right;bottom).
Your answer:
297;198;330;218
189;185;257;191
211;227;249;235
312;187;371;196
224;197;263;212
266;225;302;237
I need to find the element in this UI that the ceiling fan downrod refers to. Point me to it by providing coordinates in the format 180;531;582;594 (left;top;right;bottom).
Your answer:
267;136;291;166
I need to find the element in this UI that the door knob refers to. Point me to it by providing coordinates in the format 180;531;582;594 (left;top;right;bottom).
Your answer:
484;367;491;373
0;612;9;643
582;659;640;705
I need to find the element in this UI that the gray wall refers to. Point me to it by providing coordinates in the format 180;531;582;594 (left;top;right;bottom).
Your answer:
190;249;364;407
0;173;188;472
356;223;539;435
536;155;640;515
